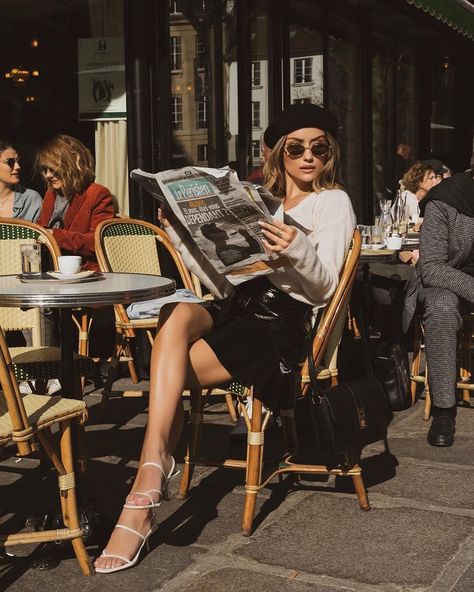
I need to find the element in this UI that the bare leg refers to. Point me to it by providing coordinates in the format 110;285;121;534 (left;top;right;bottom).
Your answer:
95;303;232;572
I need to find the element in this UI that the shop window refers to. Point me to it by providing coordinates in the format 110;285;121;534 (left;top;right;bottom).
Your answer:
288;13;323;106
251;61;261;87
172;94;183;129
252;101;261;128
170;36;182;71
197;144;208;162
196;95;207;129
430;57;456;162
294;57;313;84
251;140;261;158
327;16;364;220
169;0;183;14
196;35;205;70
372;43;397;203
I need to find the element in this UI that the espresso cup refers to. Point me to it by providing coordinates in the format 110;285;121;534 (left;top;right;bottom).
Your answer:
385;236;403;250
58;255;82;275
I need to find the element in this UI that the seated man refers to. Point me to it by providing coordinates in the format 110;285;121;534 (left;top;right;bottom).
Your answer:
403;156;474;447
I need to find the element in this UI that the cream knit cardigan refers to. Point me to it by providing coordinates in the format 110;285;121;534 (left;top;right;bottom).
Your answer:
165;188;356;309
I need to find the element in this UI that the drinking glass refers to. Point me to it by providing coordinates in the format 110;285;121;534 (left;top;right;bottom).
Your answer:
370;225;384;247
357;225;371;248
20;243;42;277
379;199;393;238
392;193;408;237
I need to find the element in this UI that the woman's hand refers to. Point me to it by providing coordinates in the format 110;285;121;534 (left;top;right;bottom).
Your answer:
258;219;297;254
157;206;177;228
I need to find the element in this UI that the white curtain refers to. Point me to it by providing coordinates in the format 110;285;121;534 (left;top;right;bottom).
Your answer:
95;121;129;215
89;0;129;215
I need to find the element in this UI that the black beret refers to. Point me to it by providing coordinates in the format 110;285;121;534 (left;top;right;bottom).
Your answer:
263;103;339;149
422;159;449;176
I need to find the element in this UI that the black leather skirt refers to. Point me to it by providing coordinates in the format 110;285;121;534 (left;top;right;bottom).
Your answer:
202;276;312;406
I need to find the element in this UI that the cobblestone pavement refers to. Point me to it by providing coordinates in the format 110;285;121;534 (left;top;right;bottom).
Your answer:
1;377;473;592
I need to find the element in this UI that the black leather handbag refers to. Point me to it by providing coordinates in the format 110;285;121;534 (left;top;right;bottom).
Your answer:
308;376;389;456
373;341;412;411
306;311;389;457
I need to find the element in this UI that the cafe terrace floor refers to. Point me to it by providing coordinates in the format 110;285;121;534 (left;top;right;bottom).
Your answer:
1;368;473;592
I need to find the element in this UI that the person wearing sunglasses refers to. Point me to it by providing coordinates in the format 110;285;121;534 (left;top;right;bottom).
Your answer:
0;140;42;222
35;134;114;271
95;102;355;574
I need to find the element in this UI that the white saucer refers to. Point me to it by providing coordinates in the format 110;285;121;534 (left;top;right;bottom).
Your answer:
369;242;386;250
47;270;95;281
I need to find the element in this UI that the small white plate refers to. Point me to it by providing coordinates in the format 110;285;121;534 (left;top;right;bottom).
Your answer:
369;242;386;250
47;271;94;280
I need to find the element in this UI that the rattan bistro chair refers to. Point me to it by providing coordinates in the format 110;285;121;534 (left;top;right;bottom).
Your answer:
0;218;96;393
94;218;198;408
0;325;93;575
179;230;367;535
411;313;472;421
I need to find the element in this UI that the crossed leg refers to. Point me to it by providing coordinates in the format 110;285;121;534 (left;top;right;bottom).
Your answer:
95;302;232;572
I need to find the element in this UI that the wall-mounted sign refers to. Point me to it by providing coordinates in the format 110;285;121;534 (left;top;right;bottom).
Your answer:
78;37;126;121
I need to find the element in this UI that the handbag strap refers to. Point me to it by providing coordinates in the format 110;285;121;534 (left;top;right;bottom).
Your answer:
307;307;325;389
307;300;374;391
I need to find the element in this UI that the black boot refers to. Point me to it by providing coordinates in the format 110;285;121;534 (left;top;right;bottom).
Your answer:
427;406;456;447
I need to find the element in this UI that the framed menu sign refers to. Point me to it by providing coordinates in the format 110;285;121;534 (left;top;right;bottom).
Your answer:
78;37;126;121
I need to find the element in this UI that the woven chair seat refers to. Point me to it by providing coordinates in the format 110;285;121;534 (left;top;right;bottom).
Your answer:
0;393;87;444
10;347;97;382
220;380;249;397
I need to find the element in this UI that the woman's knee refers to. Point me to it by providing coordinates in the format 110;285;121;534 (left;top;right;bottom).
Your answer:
157;302;212;340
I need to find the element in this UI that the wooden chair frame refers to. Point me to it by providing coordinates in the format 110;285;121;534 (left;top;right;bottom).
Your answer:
0;326;93;575
0;217;61;348
178;230;368;535
411;313;472;421
0;218;95;394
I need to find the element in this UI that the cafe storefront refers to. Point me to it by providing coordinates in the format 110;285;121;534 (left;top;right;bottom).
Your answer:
1;0;473;223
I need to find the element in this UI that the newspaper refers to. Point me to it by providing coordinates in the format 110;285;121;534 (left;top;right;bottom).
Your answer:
131;166;281;276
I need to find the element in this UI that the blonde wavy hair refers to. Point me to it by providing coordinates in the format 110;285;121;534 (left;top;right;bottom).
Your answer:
35;134;95;197
263;132;342;198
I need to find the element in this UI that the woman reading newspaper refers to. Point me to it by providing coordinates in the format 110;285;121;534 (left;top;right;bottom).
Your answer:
95;103;356;573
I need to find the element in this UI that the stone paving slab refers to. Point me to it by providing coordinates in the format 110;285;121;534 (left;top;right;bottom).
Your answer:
377;436;474;466
237;493;474;587
150;488;264;548
366;457;474;509
1;542;203;592
388;404;473;439
453;564;474;591
182;568;340;592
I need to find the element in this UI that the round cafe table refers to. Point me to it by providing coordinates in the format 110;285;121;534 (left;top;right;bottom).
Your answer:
0;272;176;397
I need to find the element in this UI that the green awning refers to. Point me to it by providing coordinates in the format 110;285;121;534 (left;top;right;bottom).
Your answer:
406;0;474;40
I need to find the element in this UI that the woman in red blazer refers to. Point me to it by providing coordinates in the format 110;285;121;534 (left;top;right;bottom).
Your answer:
36;134;114;270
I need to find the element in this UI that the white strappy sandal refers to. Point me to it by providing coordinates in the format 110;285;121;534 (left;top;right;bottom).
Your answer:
95;521;156;574
124;457;180;510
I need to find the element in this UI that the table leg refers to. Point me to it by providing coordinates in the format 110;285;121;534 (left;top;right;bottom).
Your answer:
355;263;374;375
59;308;79;399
